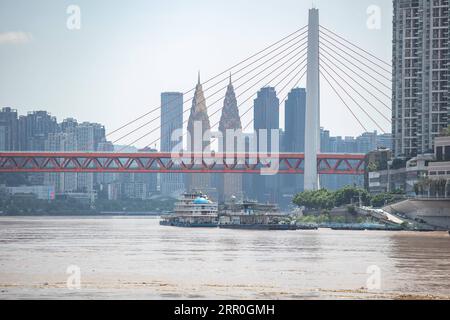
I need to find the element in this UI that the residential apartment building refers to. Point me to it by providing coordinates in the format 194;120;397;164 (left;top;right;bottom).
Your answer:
392;0;449;158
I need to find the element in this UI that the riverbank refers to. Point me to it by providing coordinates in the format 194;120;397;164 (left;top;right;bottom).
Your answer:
0;213;430;232
0;196;176;216
0;212;166;217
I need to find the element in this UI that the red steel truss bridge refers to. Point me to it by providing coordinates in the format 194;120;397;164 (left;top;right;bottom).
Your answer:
0;152;365;175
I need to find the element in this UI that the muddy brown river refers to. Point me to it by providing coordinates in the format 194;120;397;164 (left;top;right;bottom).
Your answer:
0;217;449;299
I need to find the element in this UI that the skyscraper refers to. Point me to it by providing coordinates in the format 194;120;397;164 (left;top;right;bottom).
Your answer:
20;111;58;151
97;140;115;186
217;76;243;203
392;0;449;158
19;111;58;185
284;88;306;153
135;147;158;198
44;131;77;193
76;122;106;192
251;87;280;203
185;73;213;194
0;107;18;151
160;92;184;196
281;88;306;205
319;128;391;191
254;87;280;151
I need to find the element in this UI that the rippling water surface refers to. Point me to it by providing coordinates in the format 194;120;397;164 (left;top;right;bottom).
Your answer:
1;216;450;299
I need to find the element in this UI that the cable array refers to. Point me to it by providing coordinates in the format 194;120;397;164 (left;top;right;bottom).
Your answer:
107;26;308;147
318;25;392;134
117;26;310;150
107;24;393;150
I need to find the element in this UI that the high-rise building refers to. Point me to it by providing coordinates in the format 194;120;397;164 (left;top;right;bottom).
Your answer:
114;148;158;200
19;111;58;185
76;122;106;193
97;140;115;185
251;87;280;203
20;111;58;151
0;107;18;151
392;0;449;158
160;92;184;197
76;122;105;151
377;133;393;151
319;128;392;190
284;88;306;153
254;87;280;151
60;118;78;133
44;131;77;193
281;88;306;206
217;76;243;203
17;115;27;151
1;108;117;196
134;147;158;197
185;74;214;195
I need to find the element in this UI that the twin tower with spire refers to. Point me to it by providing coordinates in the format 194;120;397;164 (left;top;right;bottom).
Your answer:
185;72;243;202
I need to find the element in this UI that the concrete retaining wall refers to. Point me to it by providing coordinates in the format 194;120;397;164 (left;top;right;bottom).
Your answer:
384;199;450;230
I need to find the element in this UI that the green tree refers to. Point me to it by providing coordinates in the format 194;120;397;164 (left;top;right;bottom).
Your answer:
370;192;404;208
334;186;370;207
293;189;335;210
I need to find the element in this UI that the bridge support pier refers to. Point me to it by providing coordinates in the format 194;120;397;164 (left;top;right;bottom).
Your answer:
304;8;321;191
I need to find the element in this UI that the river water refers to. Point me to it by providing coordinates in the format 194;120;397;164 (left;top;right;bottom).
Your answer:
0;216;449;300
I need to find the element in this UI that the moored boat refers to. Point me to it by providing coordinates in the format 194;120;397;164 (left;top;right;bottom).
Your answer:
218;200;297;230
160;192;218;228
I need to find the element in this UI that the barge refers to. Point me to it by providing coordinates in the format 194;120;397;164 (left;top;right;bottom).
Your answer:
160;192;218;228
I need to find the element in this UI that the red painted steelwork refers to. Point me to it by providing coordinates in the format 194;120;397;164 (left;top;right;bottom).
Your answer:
0;152;366;175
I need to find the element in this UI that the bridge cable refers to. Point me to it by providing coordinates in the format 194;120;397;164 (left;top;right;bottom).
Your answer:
112;37;308;144
319;57;391;123
138;45;309;150
113;38;305;143
319;35;391;83
320;64;386;133
213;57;308;143
148;51;309;149
107;25;307;138
319;39;391;92
210;54;308;131
319;28;391;74
319;70;368;133
320;25;391;68
121;44;309;150
242;64;308;131
319;49;392;107
111;35;308;144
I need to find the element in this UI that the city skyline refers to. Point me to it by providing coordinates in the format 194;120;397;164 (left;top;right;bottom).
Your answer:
1;2;441;204
0;103;392;152
1;1;450;304
0;99;392;205
0;0;393;149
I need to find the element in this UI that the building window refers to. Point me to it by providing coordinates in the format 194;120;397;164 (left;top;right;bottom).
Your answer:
436;146;444;161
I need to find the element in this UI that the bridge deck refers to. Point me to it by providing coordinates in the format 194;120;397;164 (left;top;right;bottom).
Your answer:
0;152;366;175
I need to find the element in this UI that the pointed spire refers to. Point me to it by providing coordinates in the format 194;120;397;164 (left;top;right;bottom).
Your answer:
197;71;201;85
229;72;232;85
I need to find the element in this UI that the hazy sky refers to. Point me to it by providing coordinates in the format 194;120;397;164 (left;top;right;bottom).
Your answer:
0;0;393;149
